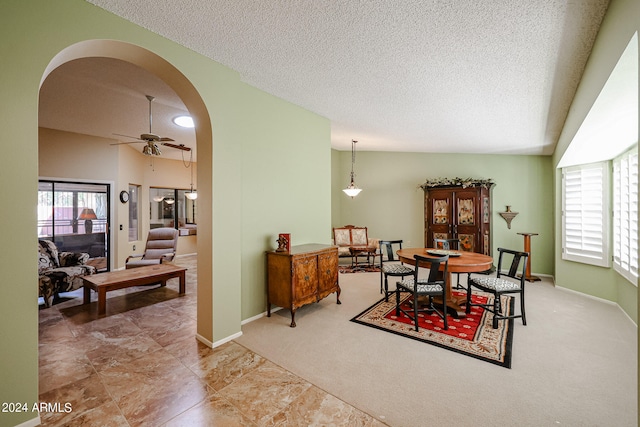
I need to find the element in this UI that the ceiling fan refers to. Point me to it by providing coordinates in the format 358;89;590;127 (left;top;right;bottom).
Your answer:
111;95;191;156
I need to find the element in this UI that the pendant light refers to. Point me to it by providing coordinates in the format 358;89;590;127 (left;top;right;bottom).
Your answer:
343;139;362;198
184;150;198;200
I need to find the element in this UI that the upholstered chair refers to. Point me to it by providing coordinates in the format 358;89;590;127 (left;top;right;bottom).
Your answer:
38;239;96;307
126;227;179;269
466;248;529;329
379;240;413;301
396;254;449;331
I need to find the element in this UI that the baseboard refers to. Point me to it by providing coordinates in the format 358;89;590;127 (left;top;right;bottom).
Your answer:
212;331;243;348
556;285;638;327
195;333;214;347
556;285;617;305
196;331;243;349
533;272;555;283
619;307;638;327
12;415;41;427
175;253;197;258
241;306;282;326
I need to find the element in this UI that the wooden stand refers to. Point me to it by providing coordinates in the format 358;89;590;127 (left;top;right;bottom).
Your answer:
517;232;540;282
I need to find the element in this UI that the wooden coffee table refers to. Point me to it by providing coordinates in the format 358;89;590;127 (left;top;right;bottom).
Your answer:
83;263;187;315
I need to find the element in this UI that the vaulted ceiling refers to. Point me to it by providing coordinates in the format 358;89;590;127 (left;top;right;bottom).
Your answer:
40;0;611;158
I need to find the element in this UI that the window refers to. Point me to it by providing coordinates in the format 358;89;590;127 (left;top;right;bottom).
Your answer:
128;184;140;242
613;147;638;284
562;162;610;267
149;187;197;235
37;180;110;271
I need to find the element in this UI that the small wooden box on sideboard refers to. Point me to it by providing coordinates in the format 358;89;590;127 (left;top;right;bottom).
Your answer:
267;244;341;327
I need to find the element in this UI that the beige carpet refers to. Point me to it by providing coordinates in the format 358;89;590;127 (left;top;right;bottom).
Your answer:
236;271;638;426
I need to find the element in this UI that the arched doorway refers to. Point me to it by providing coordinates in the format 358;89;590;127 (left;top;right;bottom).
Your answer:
39;39;214;342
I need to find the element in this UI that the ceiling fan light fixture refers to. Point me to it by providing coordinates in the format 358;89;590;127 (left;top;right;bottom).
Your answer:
173;115;194;128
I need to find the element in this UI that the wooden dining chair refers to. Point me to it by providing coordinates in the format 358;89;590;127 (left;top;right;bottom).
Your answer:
433;238;465;289
396;254;449;331
466;248;529;329
379;240;414;301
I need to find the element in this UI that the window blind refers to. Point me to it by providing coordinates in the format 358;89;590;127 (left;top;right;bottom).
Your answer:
613;148;638;284
562;162;609;267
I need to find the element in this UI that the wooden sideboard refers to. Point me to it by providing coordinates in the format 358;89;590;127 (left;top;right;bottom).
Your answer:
267;244;340;327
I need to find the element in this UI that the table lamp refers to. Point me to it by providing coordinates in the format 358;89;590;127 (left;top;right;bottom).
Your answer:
78;208;97;234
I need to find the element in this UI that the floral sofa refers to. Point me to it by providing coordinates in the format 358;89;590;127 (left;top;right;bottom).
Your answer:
38;239;96;307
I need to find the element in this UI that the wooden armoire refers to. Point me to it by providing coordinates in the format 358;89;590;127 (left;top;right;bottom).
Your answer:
423;183;494;255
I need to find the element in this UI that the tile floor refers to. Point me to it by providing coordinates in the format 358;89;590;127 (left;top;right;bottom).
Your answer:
38;256;384;426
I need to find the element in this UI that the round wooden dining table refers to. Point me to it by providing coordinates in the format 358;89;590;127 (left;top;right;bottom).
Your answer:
396;248;493;318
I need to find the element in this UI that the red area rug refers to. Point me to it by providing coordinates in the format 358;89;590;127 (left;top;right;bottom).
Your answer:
351;291;514;368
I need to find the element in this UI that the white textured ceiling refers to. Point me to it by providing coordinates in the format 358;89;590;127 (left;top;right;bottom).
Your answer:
42;0;610;156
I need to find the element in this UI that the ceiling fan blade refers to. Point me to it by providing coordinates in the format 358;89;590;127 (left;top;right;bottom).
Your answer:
159;137;175;142
110;140;143;146
161;142;191;151
112;133;141;140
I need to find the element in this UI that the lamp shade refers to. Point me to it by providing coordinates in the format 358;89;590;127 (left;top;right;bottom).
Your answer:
78;208;97;220
343;185;362;197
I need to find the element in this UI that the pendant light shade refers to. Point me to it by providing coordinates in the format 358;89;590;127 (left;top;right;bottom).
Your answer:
185;186;198;200
343;139;362;198
343;181;362;197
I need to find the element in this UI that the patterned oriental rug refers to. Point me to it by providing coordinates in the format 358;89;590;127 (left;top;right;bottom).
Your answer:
351;291;515;368
338;265;381;274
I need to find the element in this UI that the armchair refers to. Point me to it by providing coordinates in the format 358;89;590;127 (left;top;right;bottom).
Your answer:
126;227;179;269
38;239;96;307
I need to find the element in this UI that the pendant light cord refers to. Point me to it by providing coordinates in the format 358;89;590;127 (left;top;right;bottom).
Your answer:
351;139;357;179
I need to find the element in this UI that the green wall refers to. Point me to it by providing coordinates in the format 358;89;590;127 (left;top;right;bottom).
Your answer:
240;88;331;319
0;1;331;426
552;0;638;323
332;151;554;275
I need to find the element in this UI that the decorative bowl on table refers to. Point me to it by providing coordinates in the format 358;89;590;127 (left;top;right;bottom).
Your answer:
426;249;462;257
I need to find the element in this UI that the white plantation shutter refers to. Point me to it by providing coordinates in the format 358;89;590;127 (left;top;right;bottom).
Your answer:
613;148;638;284
562;162;610;267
